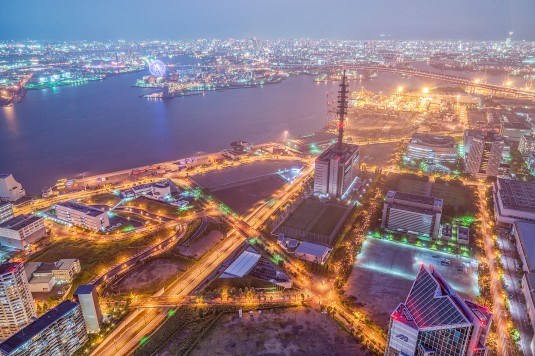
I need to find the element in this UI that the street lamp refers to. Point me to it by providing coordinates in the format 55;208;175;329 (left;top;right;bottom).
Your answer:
422;87;429;95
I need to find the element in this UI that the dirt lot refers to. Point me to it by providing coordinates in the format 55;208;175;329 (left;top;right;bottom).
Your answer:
176;230;224;259
345;238;479;328
188;306;366;356
192;159;303;189
359;143;397;167
212;174;286;215
109;257;192;295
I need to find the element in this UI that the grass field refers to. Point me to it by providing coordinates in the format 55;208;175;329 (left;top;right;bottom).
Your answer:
27;227;175;291
279;199;349;236
431;183;467;209
397;178;429;196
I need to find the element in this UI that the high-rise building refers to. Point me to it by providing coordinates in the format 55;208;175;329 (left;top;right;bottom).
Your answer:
0;203;14;224
381;191;443;239
0;263;36;340
73;284;102;333
313;69;360;200
0;300;88;356
55;201;110;231
313;145;360;199
0;175;25;203
463;130;505;179
386;265;492;356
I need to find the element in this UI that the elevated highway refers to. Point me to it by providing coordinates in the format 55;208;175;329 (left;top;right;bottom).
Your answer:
319;64;535;99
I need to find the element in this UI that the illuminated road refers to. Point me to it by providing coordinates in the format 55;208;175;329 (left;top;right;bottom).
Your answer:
477;187;514;356
93;163;314;355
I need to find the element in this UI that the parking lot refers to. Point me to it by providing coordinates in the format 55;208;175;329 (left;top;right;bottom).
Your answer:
345;238;479;327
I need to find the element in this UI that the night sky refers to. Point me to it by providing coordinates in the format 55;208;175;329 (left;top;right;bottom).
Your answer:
1;0;534;40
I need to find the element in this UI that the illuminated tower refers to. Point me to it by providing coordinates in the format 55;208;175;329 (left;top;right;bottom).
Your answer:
313;69;360;200
337;69;349;150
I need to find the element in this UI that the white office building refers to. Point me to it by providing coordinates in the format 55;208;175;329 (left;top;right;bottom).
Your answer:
55;201;110;231
381;191;443;239
386;265;492;356
0;175;25;203
313;143;359;200
0;262;37;340
0;215;46;250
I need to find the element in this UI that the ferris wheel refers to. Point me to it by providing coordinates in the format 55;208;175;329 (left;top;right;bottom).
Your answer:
149;60;166;77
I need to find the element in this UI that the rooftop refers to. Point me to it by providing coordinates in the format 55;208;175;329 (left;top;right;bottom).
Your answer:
74;284;96;296
386;190;442;208
0;214;42;231
410;133;455;148
496;178;535;213
514;221;535;271
295;241;331;258
0;301;80;354
0;262;21;275
397;265;478;330
55;201;105;217
522;135;535;143
221;248;261;278
316;143;359;164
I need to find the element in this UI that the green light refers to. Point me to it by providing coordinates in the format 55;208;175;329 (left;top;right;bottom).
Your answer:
140;336;149;345
167;309;176;317
122;225;135;232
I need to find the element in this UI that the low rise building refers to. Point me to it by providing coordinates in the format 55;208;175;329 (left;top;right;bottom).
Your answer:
128;180;174;201
0;215;46;249
294;241;331;264
52;259;81;283
381;191;443;239
0;175;25;203
0;203;14;224
500;119;532;143
458;226;470;245
0;300;88;356
520;134;535;156
521;272;535;355
55;201;110;231
406;133;457;163
512;221;535;273
25;259;81;292
493;178;535;225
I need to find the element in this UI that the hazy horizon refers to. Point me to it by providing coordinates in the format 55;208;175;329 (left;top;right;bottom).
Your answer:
1;0;534;41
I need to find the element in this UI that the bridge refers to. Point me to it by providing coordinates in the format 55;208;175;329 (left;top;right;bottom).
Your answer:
349;65;535;98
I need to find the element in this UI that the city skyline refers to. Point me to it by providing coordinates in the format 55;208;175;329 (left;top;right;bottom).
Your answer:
1;0;535;41
1;3;535;354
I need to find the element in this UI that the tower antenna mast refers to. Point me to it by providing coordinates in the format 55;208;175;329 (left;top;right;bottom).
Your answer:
337;68;349;150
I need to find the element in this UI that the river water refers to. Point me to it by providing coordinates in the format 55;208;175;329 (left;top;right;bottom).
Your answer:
0;65;502;194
